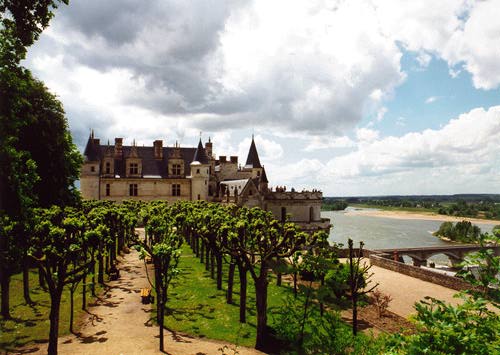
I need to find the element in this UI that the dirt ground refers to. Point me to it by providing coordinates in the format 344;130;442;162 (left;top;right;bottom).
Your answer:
14;249;264;355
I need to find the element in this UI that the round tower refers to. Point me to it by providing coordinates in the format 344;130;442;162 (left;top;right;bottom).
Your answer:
189;139;210;201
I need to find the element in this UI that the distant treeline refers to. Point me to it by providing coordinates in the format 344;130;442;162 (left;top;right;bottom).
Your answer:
438;200;500;220
323;194;500;220
321;199;348;211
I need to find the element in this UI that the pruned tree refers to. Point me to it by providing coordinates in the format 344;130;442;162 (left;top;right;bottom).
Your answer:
29;206;91;355
347;238;377;336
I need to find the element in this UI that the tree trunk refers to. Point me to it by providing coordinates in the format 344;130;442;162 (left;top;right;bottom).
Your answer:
255;273;269;351
216;254;223;290
352;294;358;336
91;259;96;296
0;272;11;319
227;261;235;304
22;259;33;304
70;286;75;333
48;290;62;355
98;244;104;284
82;272;87;310
210;252;215;279
237;262;247;323
159;288;165;352
199;240;204;262
276;272;282;286
205;246;210;271
38;266;47;290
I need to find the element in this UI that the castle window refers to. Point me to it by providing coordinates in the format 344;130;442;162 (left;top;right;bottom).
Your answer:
172;164;181;175
172;184;181;196
105;184;110;196
105;162;111;174
257;171;260;177
196;168;200;174
129;163;138;175
197;194;201;200
249;189;253;196
90;166;95;172
129;184;138;196
310;206;314;222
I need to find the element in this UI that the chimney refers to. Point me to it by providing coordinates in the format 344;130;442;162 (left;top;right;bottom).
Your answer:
154;140;163;159
114;138;123;158
219;156;227;163
205;138;213;158
230;156;238;164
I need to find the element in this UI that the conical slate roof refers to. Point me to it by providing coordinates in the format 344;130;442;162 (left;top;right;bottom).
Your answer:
260;166;269;183
83;132;100;161
192;139;209;164
245;136;262;168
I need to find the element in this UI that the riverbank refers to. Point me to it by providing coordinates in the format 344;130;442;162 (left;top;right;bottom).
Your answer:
345;208;500;226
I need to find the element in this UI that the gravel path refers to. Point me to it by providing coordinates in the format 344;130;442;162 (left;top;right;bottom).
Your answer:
20;248;264;355
369;263;461;317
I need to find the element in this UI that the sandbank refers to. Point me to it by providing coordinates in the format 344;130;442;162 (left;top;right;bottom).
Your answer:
344;208;500;225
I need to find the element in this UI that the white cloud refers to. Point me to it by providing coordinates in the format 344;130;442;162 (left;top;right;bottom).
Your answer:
304;136;355;151
425;96;438;104
356;128;380;143
237;135;283;164
320;106;500;195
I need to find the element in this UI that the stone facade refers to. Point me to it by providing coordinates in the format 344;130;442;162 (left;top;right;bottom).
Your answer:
81;132;331;233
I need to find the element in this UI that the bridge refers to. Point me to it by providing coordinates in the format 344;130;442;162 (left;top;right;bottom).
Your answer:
373;244;500;267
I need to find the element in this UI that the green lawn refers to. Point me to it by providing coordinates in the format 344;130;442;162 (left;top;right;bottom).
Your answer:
0;268;102;352
163;244;303;348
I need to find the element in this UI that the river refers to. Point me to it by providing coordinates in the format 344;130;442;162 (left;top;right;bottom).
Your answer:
322;207;495;265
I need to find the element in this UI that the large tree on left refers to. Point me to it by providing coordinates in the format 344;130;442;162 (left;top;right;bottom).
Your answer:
0;0;75;317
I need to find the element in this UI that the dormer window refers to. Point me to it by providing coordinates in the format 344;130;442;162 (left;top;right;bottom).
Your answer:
172;164;181;175
129;163;138;175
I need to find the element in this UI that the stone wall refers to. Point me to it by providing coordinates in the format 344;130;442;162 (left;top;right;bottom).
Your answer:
369;253;473;291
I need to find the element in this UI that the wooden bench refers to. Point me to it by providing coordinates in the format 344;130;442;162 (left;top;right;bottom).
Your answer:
140;288;154;304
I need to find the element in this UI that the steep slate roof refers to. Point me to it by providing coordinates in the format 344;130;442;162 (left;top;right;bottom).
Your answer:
245;136;262;168
83;135;100;161
260;166;269;183
92;145;196;178
192;139;209;164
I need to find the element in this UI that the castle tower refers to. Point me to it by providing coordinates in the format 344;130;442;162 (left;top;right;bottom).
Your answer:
81;130;101;199
189;138;210;201
245;135;263;179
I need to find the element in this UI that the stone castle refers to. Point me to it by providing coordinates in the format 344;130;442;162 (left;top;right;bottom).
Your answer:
81;132;330;233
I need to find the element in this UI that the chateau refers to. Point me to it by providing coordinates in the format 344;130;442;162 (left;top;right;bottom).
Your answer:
81;132;331;233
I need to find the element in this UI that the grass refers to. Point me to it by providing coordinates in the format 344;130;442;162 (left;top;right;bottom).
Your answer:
0;268;103;352
163;244;305;348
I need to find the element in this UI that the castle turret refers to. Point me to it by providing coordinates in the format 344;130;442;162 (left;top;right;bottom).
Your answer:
189;138;210;201
245;135;263;179
81;130;101;199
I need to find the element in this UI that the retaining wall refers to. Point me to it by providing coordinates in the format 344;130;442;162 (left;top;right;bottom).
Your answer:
369;253;473;291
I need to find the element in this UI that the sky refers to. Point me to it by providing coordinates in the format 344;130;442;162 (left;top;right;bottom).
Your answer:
24;0;500;197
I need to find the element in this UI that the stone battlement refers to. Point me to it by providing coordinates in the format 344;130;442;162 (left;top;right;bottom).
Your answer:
266;191;323;200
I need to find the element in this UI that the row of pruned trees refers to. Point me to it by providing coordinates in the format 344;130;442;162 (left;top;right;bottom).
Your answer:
0;200;141;355
138;201;328;351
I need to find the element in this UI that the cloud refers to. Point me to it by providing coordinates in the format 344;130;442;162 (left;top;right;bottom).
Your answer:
304;136;355;151
425;96;438;104
320;106;500;195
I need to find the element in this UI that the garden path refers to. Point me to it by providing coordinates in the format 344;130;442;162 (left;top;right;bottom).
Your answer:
19;233;264;355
